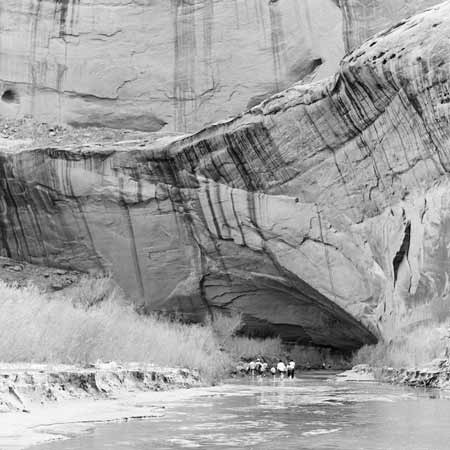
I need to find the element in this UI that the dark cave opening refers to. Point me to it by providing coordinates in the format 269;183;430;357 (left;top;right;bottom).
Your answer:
1;89;19;104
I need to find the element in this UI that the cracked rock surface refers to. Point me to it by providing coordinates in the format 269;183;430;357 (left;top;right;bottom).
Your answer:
1;2;450;350
0;0;343;133
340;0;443;52
1;1;444;133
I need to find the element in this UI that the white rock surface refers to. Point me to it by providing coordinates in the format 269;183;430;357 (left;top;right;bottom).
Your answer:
0;0;343;133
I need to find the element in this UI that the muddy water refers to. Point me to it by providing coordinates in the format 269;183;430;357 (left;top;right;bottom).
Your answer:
33;372;450;450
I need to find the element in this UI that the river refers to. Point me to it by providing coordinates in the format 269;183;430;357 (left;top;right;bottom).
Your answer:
32;372;450;450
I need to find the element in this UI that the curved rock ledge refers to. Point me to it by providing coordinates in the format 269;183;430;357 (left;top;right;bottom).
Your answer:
1;2;450;350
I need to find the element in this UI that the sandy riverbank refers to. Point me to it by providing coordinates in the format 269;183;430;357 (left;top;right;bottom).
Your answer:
336;358;450;389
0;363;202;449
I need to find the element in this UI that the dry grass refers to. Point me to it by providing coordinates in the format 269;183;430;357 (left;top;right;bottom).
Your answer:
224;336;283;361
0;281;233;382
64;275;119;307
206;310;284;361
353;321;450;368
207;311;244;345
288;345;351;369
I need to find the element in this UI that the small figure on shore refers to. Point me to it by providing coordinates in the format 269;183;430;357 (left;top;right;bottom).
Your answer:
260;361;268;376
248;360;256;377
270;366;276;379
287;359;296;379
255;358;262;374
277;359;287;379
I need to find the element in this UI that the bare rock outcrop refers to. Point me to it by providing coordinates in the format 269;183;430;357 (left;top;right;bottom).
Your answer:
1;0;444;134
1;2;450;350
340;0;443;51
0;0;343;133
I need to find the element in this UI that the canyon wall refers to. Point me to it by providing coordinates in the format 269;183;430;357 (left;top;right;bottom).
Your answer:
0;0;444;134
0;0;343;133
340;0;443;51
1;2;450;350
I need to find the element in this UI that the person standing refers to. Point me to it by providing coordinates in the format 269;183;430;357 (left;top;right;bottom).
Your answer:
287;359;296;379
248;360;256;377
261;361;268;377
255;358;262;375
277;359;287;379
270;366;277;380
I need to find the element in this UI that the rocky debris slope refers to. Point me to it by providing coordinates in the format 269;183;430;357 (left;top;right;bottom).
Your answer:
0;0;343;133
338;360;450;389
0;256;82;292
1;2;450;350
0;363;200;413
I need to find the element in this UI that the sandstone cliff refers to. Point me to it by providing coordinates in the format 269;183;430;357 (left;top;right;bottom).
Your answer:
1;2;449;351
340;0;443;51
0;1;444;134
0;0;343;133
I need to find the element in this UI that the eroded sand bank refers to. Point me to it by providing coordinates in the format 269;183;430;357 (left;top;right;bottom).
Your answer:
0;362;202;449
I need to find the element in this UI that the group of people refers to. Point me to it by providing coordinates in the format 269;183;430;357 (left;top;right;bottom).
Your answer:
247;358;296;379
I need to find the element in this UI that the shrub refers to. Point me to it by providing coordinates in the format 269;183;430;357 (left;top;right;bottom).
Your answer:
0;281;232;382
288;345;351;369
224;336;283;361
62;274;119;308
207;311;243;345
352;321;450;368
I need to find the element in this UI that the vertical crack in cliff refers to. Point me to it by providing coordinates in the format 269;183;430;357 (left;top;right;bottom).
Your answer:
172;0;198;132
117;176;145;299
54;0;80;37
29;0;44;115
316;205;337;303
393;221;411;285
202;0;215;87
268;1;285;91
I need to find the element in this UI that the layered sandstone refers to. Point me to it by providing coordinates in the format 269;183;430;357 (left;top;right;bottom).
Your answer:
0;0;343;133
0;0;444;135
340;0;443;51
1;2;450;350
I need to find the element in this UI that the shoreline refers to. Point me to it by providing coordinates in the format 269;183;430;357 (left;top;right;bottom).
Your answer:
0;362;202;449
336;358;450;389
6;359;447;450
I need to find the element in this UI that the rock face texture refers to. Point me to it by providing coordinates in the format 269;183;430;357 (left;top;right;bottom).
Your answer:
0;0;343;133
340;0;443;51
1;2;450;350
0;0;444;134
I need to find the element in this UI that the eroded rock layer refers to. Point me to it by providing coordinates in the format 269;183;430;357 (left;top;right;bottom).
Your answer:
340;0;443;51
0;0;343;133
1;2;450;350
